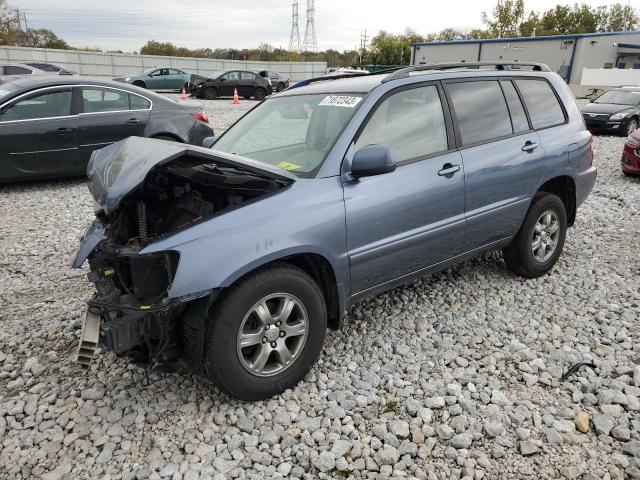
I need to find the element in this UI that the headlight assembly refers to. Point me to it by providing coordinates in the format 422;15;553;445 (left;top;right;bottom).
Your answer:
610;112;628;121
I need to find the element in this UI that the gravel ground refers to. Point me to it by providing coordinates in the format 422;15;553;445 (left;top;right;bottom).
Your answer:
1;96;639;480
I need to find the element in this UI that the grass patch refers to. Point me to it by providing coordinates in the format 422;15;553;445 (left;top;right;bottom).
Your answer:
383;400;400;414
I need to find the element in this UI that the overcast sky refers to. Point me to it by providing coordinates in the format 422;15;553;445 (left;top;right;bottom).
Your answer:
10;0;640;52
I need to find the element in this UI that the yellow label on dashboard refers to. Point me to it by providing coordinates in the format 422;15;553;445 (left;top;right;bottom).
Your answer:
278;161;301;171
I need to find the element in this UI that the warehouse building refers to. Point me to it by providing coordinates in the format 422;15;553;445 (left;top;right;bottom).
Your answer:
411;31;640;85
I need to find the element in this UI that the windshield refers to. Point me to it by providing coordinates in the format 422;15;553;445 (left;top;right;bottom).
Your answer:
208;70;224;78
213;93;364;177
0;82;18;101
594;90;640;106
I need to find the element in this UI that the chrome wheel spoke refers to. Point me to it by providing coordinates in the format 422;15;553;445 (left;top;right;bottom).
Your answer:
532;209;560;263
547;221;559;234
251;344;271;373
253;302;273;325
238;331;263;348
275;343;293;365
284;321;306;338
277;297;295;322
531;237;542;250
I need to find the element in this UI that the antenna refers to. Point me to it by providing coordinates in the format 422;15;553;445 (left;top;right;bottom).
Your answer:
303;0;318;53
289;1;301;52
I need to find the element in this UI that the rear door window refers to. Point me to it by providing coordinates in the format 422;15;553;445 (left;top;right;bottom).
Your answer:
355;85;448;162
0;89;72;121
82;88;130;113
515;79;565;129
129;94;151;110
240;72;256;80
500;80;530;133
223;72;240;81
447;80;512;146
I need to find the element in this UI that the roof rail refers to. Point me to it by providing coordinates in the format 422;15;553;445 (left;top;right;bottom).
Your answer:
381;61;551;83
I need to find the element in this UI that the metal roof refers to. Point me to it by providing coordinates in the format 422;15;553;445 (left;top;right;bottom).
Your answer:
412;30;640;47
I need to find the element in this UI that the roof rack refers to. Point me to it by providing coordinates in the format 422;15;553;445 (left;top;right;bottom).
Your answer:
382;61;551;83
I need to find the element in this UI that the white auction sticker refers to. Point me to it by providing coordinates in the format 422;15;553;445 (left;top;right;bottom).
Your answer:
318;95;362;107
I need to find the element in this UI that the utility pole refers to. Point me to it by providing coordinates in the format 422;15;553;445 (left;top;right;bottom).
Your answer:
359;30;368;65
289;1;301;52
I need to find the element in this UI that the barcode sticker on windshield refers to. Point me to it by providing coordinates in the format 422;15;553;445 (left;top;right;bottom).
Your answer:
319;96;362;108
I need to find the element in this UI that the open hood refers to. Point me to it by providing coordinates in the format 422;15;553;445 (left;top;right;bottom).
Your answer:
87;137;296;215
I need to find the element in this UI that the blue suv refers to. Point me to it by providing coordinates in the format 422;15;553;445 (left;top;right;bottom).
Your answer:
73;62;597;400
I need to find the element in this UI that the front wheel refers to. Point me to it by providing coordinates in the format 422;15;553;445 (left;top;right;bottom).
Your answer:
203;87;217;100
203;263;327;401
254;88;266;101
627;118;639;136
503;192;567;278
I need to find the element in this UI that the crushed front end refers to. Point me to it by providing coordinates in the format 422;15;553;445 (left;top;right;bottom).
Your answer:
72;137;294;372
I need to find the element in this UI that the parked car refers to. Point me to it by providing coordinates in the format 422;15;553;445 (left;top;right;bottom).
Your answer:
73;62;596;401
254;69;289;92
189;70;272;100
621;128;640;176
580;87;640;136
23;62;75;75
0;76;212;183
116;67;191;91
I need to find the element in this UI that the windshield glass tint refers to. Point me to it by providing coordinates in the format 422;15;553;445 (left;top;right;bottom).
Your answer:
213;94;363;176
594;90;640;105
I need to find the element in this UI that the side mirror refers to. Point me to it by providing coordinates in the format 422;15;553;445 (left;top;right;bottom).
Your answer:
202;136;217;148
350;145;396;178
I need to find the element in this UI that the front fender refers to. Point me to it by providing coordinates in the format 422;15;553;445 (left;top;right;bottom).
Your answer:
140;177;349;300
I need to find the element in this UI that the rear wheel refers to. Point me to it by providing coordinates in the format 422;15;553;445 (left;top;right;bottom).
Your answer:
276;82;285;92
254;88;266;101
503;192;567;278
203;87;217;100
133;80;146;88
203;263;327;401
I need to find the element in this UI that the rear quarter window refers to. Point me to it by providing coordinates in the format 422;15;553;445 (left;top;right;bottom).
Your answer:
515;79;565;129
447;80;513;146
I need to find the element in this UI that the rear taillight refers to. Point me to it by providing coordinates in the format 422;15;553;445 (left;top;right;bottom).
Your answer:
191;111;208;123
588;133;594;166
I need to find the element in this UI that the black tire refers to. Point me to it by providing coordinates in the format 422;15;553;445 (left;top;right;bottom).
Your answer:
203;87;217;100
276;82;285;92
254;88;266;101
132;80;146;89
627;117;639;136
502;192;567;278
623;171;640;177
203;263;327;401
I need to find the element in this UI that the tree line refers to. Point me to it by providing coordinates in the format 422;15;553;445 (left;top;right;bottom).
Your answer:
1;0;639;67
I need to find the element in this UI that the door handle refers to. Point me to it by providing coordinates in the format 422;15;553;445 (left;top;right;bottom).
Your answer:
56;127;73;134
438;163;461;177
522;141;539;152
127;118;143;125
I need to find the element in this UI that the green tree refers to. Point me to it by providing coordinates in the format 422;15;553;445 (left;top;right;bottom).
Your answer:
598;3;639;31
482;0;526;37
437;28;462;41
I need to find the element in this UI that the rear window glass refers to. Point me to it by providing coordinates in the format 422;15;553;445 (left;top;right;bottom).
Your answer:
448;80;512;146
500;80;530;133
4;66;31;75
515;79;565;129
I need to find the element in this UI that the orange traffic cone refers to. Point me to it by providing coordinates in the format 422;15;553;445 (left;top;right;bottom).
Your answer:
180;86;187;101
233;88;240;105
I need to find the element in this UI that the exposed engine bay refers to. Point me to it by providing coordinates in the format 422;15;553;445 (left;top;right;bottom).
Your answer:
74;139;294;372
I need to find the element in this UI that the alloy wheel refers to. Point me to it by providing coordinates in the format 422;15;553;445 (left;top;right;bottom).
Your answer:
531;210;560;263
628;119;638;136
236;293;309;377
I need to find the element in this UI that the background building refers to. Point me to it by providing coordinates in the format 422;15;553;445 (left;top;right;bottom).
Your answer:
411;31;640;85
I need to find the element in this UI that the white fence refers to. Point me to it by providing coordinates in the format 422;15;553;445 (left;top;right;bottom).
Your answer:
581;68;640;86
0;46;327;82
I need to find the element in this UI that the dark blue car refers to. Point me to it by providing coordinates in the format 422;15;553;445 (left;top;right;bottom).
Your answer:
73;62;597;400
